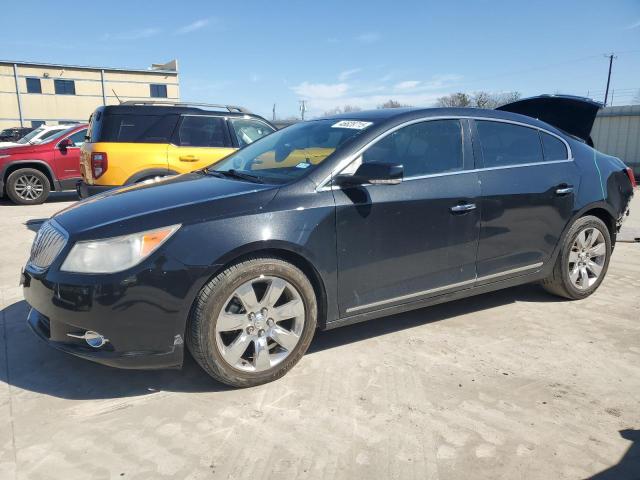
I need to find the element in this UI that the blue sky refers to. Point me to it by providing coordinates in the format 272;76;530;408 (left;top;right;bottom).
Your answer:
2;0;640;118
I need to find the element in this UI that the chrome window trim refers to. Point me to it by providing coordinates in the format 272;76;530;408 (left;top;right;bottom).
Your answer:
315;115;573;191
345;262;543;314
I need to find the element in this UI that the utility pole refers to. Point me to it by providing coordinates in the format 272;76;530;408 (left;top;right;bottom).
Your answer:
299;100;306;121
603;53;617;106
272;103;276;122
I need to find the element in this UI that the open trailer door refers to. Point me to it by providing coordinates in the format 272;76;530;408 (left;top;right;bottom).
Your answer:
497;94;602;146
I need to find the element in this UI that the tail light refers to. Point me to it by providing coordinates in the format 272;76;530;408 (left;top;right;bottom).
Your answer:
626;167;637;189
91;152;108;179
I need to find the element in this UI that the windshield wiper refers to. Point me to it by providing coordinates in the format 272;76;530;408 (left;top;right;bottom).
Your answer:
205;169;264;184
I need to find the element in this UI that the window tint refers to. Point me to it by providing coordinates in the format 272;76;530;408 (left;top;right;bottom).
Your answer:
54;79;75;95
476;121;543;167
230;119;275;147
362;120;463;177
67;129;87;147
150;84;168;98
31;121;45;128
541;132;568;161
177;116;227;147
26;78;42;94
94;114;179;143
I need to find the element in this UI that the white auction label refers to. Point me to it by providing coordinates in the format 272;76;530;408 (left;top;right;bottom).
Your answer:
331;120;373;130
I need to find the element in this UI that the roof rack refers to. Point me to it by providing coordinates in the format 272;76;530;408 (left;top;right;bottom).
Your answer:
119;100;251;114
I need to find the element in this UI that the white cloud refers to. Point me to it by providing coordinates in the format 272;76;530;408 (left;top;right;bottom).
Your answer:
292;82;350;99
395;80;421;90
102;28;161;41
338;68;361;81
176;18;210;35
356;32;380;43
626;19;640;29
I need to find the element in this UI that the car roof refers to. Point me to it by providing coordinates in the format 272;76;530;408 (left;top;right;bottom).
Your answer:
98;104;269;121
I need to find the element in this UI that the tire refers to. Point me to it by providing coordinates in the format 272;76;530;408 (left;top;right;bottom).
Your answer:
187;256;318;387
5;168;51;205
541;215;611;300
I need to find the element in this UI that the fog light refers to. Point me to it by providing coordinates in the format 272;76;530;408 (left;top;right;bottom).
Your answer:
67;330;108;348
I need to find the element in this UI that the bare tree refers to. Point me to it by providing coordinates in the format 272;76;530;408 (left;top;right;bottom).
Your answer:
378;99;409;109
322;104;363;116
436;91;521;108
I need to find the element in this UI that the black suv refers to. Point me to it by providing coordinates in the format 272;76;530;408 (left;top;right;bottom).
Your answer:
0;127;34;142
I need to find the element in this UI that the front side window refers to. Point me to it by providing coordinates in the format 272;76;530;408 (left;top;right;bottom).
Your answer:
361;119;463;177
210;119;373;184
541;132;568;161
150;84;168;98
177;116;227;147
230;118;275;147
476;120;543;167
66;129;88;147
26;77;42;94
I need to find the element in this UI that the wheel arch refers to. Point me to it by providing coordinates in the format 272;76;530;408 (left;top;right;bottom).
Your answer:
2;161;56;192
125;168;179;185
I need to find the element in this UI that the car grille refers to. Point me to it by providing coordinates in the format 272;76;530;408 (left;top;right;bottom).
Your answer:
28;220;68;272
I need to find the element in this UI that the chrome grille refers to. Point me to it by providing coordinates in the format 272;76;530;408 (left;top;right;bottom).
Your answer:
28;220;67;272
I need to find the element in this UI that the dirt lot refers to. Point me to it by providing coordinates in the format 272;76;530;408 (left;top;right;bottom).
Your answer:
1;191;639;480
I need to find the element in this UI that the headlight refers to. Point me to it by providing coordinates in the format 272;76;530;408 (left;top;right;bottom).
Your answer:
60;224;180;273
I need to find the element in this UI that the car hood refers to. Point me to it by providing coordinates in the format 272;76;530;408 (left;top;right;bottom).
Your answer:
0;142;22;149
497;95;602;144
0;143;45;154
53;172;279;236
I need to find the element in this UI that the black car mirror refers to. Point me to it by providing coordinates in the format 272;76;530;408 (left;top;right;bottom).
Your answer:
58;138;73;150
335;162;403;186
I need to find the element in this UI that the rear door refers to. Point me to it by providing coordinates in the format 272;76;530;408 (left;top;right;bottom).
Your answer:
167;115;236;173
472;119;578;282
53;128;87;182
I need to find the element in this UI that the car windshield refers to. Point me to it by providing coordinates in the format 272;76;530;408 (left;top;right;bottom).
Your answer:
36;127;74;144
209;119;374;184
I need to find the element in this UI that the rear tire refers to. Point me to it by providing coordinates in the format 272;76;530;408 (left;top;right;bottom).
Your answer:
541;215;611;300
5;168;50;205
187;256;317;387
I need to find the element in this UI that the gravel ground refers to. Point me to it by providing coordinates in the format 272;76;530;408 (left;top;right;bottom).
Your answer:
1;190;639;480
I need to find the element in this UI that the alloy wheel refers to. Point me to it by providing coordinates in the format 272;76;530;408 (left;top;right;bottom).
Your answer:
568;227;606;290
215;276;305;372
14;174;44;201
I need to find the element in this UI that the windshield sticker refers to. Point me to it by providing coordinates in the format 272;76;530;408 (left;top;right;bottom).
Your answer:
295;162;311;169
331;120;373;130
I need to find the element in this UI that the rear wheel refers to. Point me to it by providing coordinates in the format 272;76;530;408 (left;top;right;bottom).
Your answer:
541;215;611;299
5;168;50;205
187;256;317;387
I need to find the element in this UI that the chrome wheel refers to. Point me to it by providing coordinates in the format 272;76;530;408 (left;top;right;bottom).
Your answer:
14;174;44;201
568;227;606;290
215;276;305;372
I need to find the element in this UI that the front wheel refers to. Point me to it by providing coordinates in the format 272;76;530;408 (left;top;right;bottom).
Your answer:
187;256;317;387
541;215;611;299
5;168;51;205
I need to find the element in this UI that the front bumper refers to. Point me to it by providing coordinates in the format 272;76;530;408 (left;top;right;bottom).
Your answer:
21;261;197;370
77;181;116;199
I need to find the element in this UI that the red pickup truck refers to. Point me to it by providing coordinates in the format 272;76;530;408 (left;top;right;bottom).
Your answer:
0;124;87;205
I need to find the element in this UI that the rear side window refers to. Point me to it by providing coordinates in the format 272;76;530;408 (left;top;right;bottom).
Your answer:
230;119;275;147
541;132;568;161
177;116;227;147
363;119;464;177
476;121;543;167
91;114;179;143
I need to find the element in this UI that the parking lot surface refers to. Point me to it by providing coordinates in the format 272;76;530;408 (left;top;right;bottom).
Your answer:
1;191;639;480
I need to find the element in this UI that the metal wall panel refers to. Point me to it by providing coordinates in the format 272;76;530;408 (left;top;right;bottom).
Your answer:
592;105;640;175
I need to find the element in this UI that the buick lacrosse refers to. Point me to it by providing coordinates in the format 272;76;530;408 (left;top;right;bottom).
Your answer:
23;95;635;387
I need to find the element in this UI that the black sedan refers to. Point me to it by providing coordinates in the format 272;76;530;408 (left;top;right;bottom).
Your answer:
22;95;635;387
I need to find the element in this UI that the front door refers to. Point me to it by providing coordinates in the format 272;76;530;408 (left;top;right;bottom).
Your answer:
472;119;578;281
334;119;481;316
167;115;236;173
53;128;86;182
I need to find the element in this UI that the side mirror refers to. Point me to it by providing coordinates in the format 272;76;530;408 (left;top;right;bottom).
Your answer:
58;138;73;150
335;162;403;186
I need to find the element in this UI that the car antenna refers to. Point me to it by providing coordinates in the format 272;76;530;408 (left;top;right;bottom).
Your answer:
112;89;123;104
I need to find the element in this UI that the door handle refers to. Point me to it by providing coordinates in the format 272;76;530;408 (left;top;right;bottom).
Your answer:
179;155;199;162
450;203;477;214
555;185;574;195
